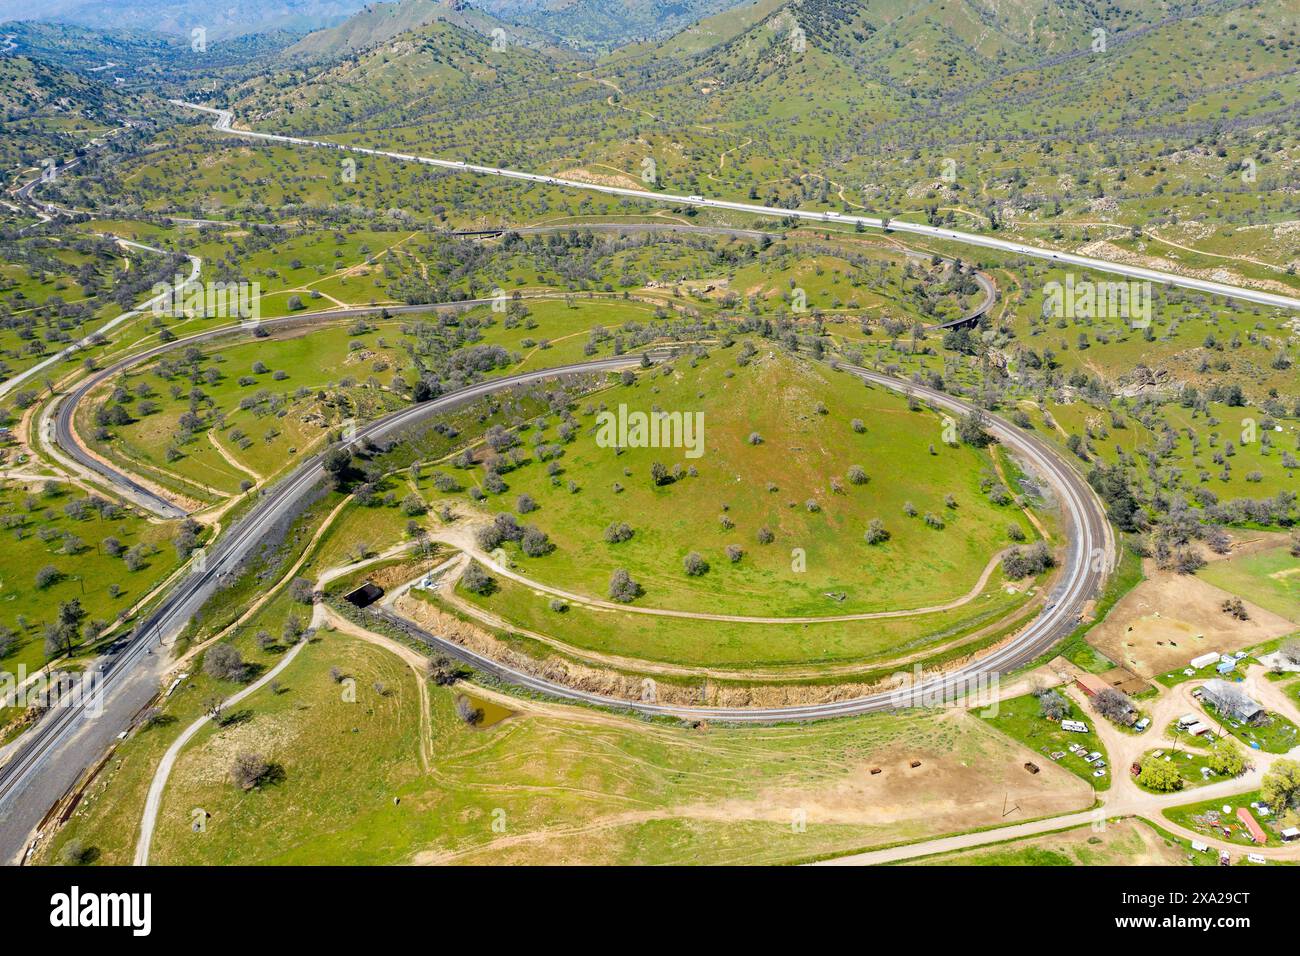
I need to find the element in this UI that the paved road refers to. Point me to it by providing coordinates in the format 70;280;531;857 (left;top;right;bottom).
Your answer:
373;359;1112;722
0;112;1099;857
46;298;536;518
179;101;1300;314
0;354;657;862
2;148;203;404
0;340;1108;860
48;215;994;519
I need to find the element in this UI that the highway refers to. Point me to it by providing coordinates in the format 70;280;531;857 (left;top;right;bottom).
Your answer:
0;111;1105;859
179;101;1300;314
46;298;536;518
2;149;204;403
0;345;1107;860
376;359;1112;722
0;354;659;861
47;221;995;520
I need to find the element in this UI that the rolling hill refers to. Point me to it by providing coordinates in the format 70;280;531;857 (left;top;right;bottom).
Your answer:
284;0;568;60
0;0;367;40
475;0;757;52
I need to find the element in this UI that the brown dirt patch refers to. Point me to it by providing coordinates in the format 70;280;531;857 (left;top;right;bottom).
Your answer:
1087;559;1297;677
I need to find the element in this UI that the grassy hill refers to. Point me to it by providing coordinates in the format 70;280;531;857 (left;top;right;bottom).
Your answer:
232;17;570;133
476;0;757;53
284;0;569;61
0;54;163;181
457;346;1034;616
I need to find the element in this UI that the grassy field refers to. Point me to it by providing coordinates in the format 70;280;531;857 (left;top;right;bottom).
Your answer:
460;347;1036;618
979;692;1111;791
48;627;1092;865
1135;746;1239;792
1200;699;1300;755
1199;546;1300;624
0;478;191;675
448;568;1032;670
80;319;413;499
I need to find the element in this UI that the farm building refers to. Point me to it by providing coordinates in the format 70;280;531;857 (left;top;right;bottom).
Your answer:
1190;651;1221;670
1074;674;1110;698
1283;827;1300;842
1200;680;1264;723
1236;808;1267;846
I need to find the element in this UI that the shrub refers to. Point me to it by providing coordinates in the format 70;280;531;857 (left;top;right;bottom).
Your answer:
1137;756;1184;793
520;526;553;557
427;654;463;685
1279;638;1300;667
725;544;744;563
1037;689;1069;720
231;752;272;791
863;519;889;545
1207;741;1245;778
203;643;247;683
462;560;495;595
608;568;642;603
60;840;89;866
604;521;634;543
846;465;868;485
1172;548;1206;574
1092;688;1134;724
1001;542;1055;580
683;552;709;576
756;526;775;544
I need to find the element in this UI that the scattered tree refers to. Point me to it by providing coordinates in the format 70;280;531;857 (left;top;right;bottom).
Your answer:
609;568;642;603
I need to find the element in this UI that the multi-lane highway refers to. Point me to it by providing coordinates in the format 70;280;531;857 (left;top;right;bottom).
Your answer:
376;359;1112;721
0;354;660;861
180;101;1300;314
0;109;1111;861
1;340;1109;863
